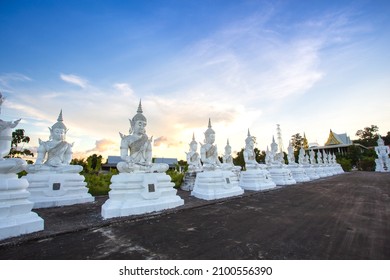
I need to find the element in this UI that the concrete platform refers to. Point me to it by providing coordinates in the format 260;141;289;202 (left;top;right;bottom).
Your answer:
0;171;389;260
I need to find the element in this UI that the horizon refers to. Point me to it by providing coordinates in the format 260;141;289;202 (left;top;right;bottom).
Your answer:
1;0;390;161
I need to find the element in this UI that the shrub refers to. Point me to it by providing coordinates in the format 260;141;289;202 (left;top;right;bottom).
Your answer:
337;157;352;172
166;169;184;189
359;157;376;171
84;172;114;196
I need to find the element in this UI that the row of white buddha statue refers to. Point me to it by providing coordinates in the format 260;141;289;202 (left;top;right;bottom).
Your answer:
0;98;347;240
184;124;344;195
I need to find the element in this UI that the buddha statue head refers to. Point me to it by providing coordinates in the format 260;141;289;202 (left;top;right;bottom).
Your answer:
377;136;384;146
245;129;256;148
204;118;215;144
225;139;232;155
130;100;147;135
189;133;198;151
49;110;68;141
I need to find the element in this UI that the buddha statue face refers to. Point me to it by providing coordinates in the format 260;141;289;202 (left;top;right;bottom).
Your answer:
190;142;197;152
132;120;147;136
206;133;215;144
51;128;66;141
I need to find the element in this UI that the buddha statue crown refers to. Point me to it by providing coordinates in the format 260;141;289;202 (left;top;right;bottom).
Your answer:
131;100;147;123
245;129;256;145
225;139;231;150
50;110;68;132
377;136;384;145
204;118;215;138
189;132;197;146
270;136;278;151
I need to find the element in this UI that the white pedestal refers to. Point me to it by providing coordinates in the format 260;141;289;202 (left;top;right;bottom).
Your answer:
239;169;276;191
267;166;296;186
313;165;328;178
286;165;311;183
0;174;44;240
101;172;184;219
302;165;320;180
25;172;94;208
192;170;244;200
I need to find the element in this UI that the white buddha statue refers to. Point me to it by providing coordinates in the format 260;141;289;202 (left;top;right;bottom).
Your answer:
199;118;221;171
186;133;202;172
26;110;82;173
375;136;390;172
117;101;168;173
309;149;316;165
298;146;308;165
243;130;261;170
316;150;323;165
287;141;296;165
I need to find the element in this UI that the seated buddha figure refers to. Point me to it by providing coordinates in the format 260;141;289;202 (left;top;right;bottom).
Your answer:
186;133;202;172
26;110;82;173
117;101;168;173
199;119;221;171
243;130;261;170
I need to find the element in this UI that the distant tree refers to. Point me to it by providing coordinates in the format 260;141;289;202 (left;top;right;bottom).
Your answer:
7;129;34;163
382;131;390;146
290;133;304;152
354;125;379;147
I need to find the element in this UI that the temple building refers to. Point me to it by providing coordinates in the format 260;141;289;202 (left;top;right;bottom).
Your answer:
307;130;367;155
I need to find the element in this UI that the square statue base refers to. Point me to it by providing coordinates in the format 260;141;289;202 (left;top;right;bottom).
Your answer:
25;173;94;208
286;165;311;183
0;174;44;240
101;172;184;219
239;169;276;191
191;170;244;200
267;166;297;186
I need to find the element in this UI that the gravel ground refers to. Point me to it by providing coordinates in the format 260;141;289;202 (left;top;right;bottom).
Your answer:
0;171;389;260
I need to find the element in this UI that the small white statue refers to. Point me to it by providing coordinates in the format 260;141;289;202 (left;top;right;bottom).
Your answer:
186;133;202;172
26;110;81;173
322;150;328;165
375;136;390;172
298;146;308;165
117;100;167;173
309;149;316;165
199;119;221;171
287;141;296;165
316;150;323;165
243;130;260;169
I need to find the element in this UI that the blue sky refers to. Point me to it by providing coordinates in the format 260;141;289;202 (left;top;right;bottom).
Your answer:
1;0;390;160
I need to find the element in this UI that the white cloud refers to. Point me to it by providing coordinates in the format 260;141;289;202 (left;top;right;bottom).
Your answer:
60;73;88;88
113;83;134;97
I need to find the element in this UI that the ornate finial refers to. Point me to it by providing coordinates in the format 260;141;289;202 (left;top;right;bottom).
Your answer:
204;118;215;137
131;99;147;125
137;99;143;114
227;139;230;145
190;132;197;145
247;128;251;137
57;109;63;122
51;109;67;131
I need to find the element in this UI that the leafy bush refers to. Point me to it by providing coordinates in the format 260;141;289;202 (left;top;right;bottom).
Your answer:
359;157;376;171
84;170;117;196
337;157;352;172
166;169;184;189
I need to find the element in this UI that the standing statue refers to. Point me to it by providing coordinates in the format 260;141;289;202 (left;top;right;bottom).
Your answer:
199;118;221;171
186;133;202;172
316;150;323;165
117;100;167;173
26;110;81;173
375;136;390;172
